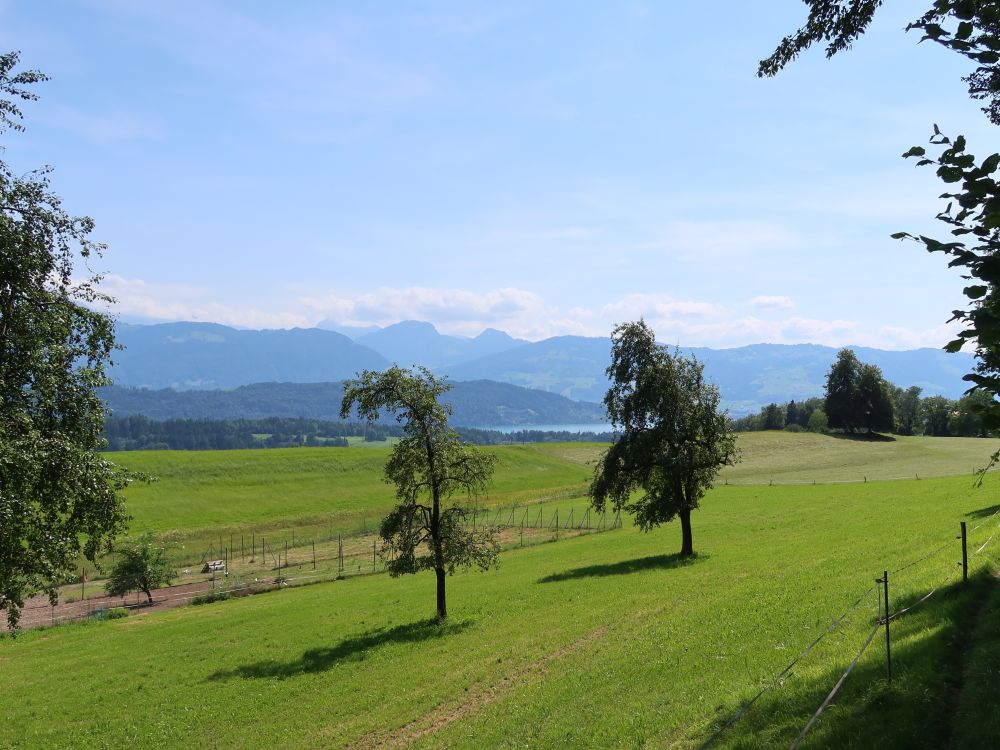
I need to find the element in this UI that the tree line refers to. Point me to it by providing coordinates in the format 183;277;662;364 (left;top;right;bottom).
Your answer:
731;348;996;438
102;415;615;452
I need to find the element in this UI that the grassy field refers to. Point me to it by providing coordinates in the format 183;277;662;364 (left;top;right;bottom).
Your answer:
108;433;1000;538
5;434;1000;748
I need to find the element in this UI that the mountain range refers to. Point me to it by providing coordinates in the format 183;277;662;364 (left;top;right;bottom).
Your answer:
109;320;977;419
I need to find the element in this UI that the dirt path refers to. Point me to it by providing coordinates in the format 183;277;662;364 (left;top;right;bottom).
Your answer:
7;579;225;631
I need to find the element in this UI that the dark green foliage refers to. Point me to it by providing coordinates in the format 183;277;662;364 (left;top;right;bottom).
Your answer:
824;349;895;433
341;366;498;620
590;321;738;557
104;535;174;605
893;385;924;435
762;403;785;430
923;395;955;436
0;53;130;632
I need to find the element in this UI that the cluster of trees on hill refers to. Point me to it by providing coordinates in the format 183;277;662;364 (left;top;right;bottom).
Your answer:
102;415;614;451
732;349;997;438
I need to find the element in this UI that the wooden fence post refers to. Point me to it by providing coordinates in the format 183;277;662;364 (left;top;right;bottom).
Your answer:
961;521;968;585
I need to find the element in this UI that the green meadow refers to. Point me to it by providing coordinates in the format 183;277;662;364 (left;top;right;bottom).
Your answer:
4;433;1000;748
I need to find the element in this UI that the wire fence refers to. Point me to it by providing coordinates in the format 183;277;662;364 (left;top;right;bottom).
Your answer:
698;501;1000;749
7;500;623;633
719;466;999;487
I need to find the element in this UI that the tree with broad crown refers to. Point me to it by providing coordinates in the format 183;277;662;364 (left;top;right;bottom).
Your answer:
824;349;895;433
589;321;739;557
0;52;131;632
824;348;863;431
104;535;175;606
340;366;498;621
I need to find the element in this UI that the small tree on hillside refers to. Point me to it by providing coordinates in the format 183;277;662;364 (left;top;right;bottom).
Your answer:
340;366;498;621
105;536;175;605
590;321;739;557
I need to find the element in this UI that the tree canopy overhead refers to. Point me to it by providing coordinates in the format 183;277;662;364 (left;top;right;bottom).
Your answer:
340;366;498;621
590;321;738;557
0;52;131;631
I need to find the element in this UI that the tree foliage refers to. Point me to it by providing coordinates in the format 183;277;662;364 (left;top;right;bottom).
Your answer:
104;535;175;605
340;366;498;621
824;349;895;433
0;52;130;632
590;321;738;557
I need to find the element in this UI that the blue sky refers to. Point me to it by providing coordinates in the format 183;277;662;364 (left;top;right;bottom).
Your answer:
2;1;993;348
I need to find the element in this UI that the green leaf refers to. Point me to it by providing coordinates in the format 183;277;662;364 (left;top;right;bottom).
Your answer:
937;165;965;183
964;285;988;299
956;21;974;40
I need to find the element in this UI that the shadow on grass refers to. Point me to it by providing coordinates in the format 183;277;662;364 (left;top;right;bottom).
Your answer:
966;504;1000;520
693;572;996;749
207;617;472;681
827;431;897;443
538;552;703;584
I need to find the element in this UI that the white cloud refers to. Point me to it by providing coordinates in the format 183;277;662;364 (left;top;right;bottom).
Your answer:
97;276;965;351
299;286;558;338
95;275;311;330
602;293;727;321
750;295;795;310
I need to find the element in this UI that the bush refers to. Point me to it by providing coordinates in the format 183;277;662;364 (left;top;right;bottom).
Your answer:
191;591;230;606
808;409;829;433
783;423;803;433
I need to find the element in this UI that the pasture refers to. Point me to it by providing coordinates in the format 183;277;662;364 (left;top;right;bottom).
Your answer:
4;433;1000;748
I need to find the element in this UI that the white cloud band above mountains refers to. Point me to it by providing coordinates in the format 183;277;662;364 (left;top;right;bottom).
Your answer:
97;275;963;351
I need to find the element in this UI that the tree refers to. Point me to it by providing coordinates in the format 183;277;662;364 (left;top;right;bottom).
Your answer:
824;348;863;431
824;349;895;433
922;395;955;436
892;385;924;435
104;536;175;605
0;52;130;632
808;408;830;433
762;403;785;430
340;366;498;621
786;400;800;428
589;321;739;557
858;362;896;433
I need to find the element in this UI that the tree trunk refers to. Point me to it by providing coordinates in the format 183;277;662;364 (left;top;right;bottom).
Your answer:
143;587;153;605
679;507;694;557
435;566;447;621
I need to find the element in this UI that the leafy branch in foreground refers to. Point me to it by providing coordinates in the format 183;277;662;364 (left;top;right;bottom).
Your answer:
0;51;131;632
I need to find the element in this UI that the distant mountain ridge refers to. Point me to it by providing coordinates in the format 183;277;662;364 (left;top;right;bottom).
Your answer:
101;380;606;427
110;321;977;417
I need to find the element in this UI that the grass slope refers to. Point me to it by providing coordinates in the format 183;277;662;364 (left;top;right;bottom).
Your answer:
5;470;1000;748
112;445;593;538
109;433;1000;539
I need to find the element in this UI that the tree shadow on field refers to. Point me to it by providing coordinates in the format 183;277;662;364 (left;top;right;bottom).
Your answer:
967;504;1000;520
828;431;896;443
537;552;704;584
207;618;472;681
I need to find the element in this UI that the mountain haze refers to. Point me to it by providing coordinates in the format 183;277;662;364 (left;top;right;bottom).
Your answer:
356;320;528;369
109;321;976;417
101;381;606;426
